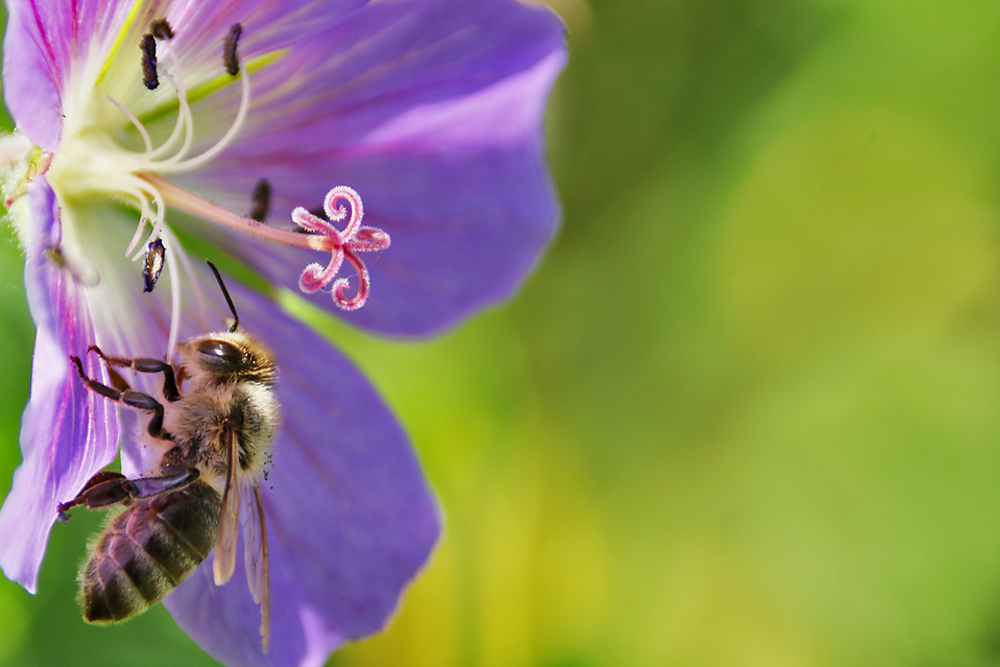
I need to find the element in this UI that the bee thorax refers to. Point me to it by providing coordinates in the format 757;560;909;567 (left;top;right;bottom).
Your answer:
164;381;279;485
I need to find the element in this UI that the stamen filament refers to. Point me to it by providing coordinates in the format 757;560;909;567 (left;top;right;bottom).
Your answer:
121;175;166;257
119;182;155;254
148;42;189;161
123;197;150;255
108;95;153;157
156;65;197;167
156;61;251;173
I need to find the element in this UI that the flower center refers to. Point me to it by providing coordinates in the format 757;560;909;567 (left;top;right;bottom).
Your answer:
39;19;389;350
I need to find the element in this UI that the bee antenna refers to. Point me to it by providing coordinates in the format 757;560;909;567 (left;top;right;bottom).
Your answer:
206;260;240;332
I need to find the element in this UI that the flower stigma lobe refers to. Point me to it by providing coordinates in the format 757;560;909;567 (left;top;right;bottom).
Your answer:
249;179;271;222
292;186;390;311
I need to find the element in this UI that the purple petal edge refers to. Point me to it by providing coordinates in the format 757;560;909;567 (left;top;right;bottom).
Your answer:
0;176;119;592
164;269;440;667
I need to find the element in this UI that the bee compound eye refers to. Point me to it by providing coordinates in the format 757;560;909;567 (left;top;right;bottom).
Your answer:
196;339;244;368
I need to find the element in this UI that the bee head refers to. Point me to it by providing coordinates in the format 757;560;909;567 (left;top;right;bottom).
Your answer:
180;331;277;386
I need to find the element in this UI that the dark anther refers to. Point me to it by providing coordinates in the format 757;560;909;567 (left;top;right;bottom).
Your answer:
249;178;271;222
143;238;166;293
151;18;174;40
141;33;158;90
224;23;243;76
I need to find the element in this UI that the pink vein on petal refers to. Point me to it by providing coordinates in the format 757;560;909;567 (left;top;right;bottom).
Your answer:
27;1;62;88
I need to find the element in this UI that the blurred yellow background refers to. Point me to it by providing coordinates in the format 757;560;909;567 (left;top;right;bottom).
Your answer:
4;0;1000;664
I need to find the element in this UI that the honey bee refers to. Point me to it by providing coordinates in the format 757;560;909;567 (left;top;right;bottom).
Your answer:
58;261;277;650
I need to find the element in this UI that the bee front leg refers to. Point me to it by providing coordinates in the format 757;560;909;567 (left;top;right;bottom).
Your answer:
70;356;172;440
88;345;181;401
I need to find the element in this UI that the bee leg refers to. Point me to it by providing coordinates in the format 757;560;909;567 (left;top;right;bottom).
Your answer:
88;345;181;402
57;471;130;519
70;356;173;440
58;467;199;517
128;466;200;499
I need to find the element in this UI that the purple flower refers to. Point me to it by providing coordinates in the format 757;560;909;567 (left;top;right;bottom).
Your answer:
0;0;565;665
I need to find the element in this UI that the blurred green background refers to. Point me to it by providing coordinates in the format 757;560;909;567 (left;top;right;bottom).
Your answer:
4;0;1000;664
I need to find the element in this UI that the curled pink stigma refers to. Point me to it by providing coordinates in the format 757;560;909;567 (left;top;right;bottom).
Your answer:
291;187;390;310
139;175;389;311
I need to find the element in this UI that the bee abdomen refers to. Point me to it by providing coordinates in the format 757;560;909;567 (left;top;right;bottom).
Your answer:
80;482;222;623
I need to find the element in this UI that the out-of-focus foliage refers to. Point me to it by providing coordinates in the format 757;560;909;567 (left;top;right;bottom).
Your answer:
4;0;1000;664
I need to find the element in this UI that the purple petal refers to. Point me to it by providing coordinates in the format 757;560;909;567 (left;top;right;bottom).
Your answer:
156;0;368;59
2;0;134;148
176;0;566;336
162;270;440;666
3;1;64;148
0;176;120;592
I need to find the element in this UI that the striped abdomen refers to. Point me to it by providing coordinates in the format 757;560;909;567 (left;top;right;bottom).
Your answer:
80;481;222;623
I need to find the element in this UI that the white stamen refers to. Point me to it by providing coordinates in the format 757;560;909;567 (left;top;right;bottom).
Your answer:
120;175;166;258
157;61;251;173
124;206;149;257
107;95;153;158
148;42;190;161
120;182;154;256
101;41;251;263
155;65;196;165
59;29;275;349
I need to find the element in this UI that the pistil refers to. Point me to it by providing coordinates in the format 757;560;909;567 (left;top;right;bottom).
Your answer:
138;173;390;310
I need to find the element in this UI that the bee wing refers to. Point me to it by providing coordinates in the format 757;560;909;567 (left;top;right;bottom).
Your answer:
213;424;241;586
243;484;271;652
